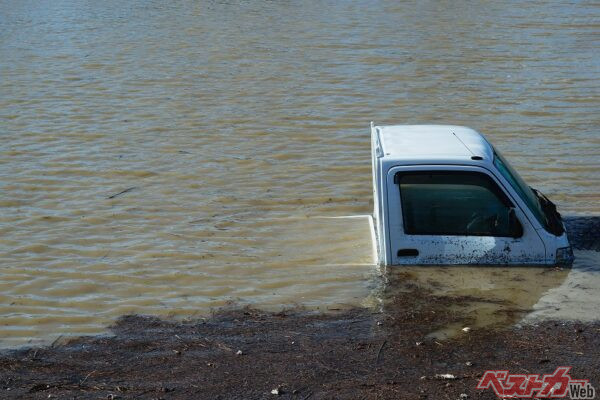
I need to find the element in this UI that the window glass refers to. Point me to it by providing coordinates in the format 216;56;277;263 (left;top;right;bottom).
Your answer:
492;148;549;230
398;172;514;236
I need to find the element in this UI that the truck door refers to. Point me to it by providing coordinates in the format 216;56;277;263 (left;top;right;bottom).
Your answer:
386;166;546;265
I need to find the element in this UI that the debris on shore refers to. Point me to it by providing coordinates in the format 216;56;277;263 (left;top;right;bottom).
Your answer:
1;286;598;399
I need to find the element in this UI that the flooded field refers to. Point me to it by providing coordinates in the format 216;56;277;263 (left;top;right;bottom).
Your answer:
1;0;599;347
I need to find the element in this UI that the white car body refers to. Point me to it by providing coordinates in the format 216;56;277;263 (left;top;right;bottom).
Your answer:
371;123;573;266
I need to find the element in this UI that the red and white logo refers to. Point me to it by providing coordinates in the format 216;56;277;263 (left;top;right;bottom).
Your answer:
477;367;595;399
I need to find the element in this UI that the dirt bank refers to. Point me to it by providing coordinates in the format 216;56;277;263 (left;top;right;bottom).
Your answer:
1;280;598;400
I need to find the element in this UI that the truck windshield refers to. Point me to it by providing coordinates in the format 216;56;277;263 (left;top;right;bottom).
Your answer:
492;149;549;231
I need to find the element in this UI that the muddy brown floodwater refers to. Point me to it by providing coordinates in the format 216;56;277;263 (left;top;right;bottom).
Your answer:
1;0;599;349
1;0;599;396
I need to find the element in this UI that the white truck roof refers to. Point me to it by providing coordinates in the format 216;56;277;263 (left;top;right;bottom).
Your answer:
373;124;494;164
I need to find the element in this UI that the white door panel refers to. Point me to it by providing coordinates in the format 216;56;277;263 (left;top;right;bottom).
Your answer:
386;166;547;265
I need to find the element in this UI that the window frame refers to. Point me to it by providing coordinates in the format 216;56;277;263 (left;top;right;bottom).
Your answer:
394;170;516;237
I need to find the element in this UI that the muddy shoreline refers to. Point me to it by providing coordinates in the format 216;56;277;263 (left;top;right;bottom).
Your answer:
2;219;598;399
2;283;598;400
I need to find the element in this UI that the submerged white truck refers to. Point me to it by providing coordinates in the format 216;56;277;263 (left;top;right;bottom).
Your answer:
371;123;573;266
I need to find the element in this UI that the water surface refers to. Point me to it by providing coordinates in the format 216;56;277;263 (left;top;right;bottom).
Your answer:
1;0;599;347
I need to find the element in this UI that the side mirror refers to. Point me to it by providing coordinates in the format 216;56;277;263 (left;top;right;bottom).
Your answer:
508;208;523;238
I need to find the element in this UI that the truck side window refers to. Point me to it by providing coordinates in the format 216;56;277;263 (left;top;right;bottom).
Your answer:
397;172;515;237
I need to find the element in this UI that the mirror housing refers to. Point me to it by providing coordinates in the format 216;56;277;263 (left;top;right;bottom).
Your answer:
508;208;523;238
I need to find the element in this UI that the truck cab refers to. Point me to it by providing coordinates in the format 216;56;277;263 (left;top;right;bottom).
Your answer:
371;123;573;266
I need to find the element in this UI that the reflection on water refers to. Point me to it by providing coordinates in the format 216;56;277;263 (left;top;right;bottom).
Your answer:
0;0;599;347
380;265;562;340
380;247;600;340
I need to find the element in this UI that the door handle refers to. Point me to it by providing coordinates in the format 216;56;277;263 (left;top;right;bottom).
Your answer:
397;249;419;257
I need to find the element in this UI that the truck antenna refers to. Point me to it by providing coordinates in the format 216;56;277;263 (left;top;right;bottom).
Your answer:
452;132;475;156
